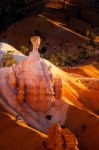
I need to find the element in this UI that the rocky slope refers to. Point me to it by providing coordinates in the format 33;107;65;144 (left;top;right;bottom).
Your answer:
0;110;79;150
0;1;99;149
0;41;99;150
0;0;99;65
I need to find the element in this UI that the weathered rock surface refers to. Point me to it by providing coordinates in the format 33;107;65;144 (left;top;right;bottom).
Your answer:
46;124;78;150
0;37;99;150
0;37;69;133
0;111;79;150
0;36;99;134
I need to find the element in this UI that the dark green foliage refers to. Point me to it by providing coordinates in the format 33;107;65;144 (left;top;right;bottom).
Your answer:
49;50;68;67
49;43;96;67
1;51;16;67
20;45;29;55
86;30;96;47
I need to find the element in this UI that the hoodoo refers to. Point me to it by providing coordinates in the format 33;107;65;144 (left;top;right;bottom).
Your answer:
0;36;99;133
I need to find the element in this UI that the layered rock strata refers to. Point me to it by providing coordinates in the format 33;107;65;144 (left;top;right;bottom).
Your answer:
0;36;99;134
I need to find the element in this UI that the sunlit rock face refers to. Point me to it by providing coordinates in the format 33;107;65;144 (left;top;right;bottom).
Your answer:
0;36;99;133
0;36;69;132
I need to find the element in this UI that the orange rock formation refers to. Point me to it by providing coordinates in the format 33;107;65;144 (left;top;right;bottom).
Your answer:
0;37;99;150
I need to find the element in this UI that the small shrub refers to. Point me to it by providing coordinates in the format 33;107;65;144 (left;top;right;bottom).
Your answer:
49;50;68;67
1;51;16;67
86;30;96;47
70;51;80;61
20;45;29;55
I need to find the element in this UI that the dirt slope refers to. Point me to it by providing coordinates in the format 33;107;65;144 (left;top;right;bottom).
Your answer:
0;109;47;150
